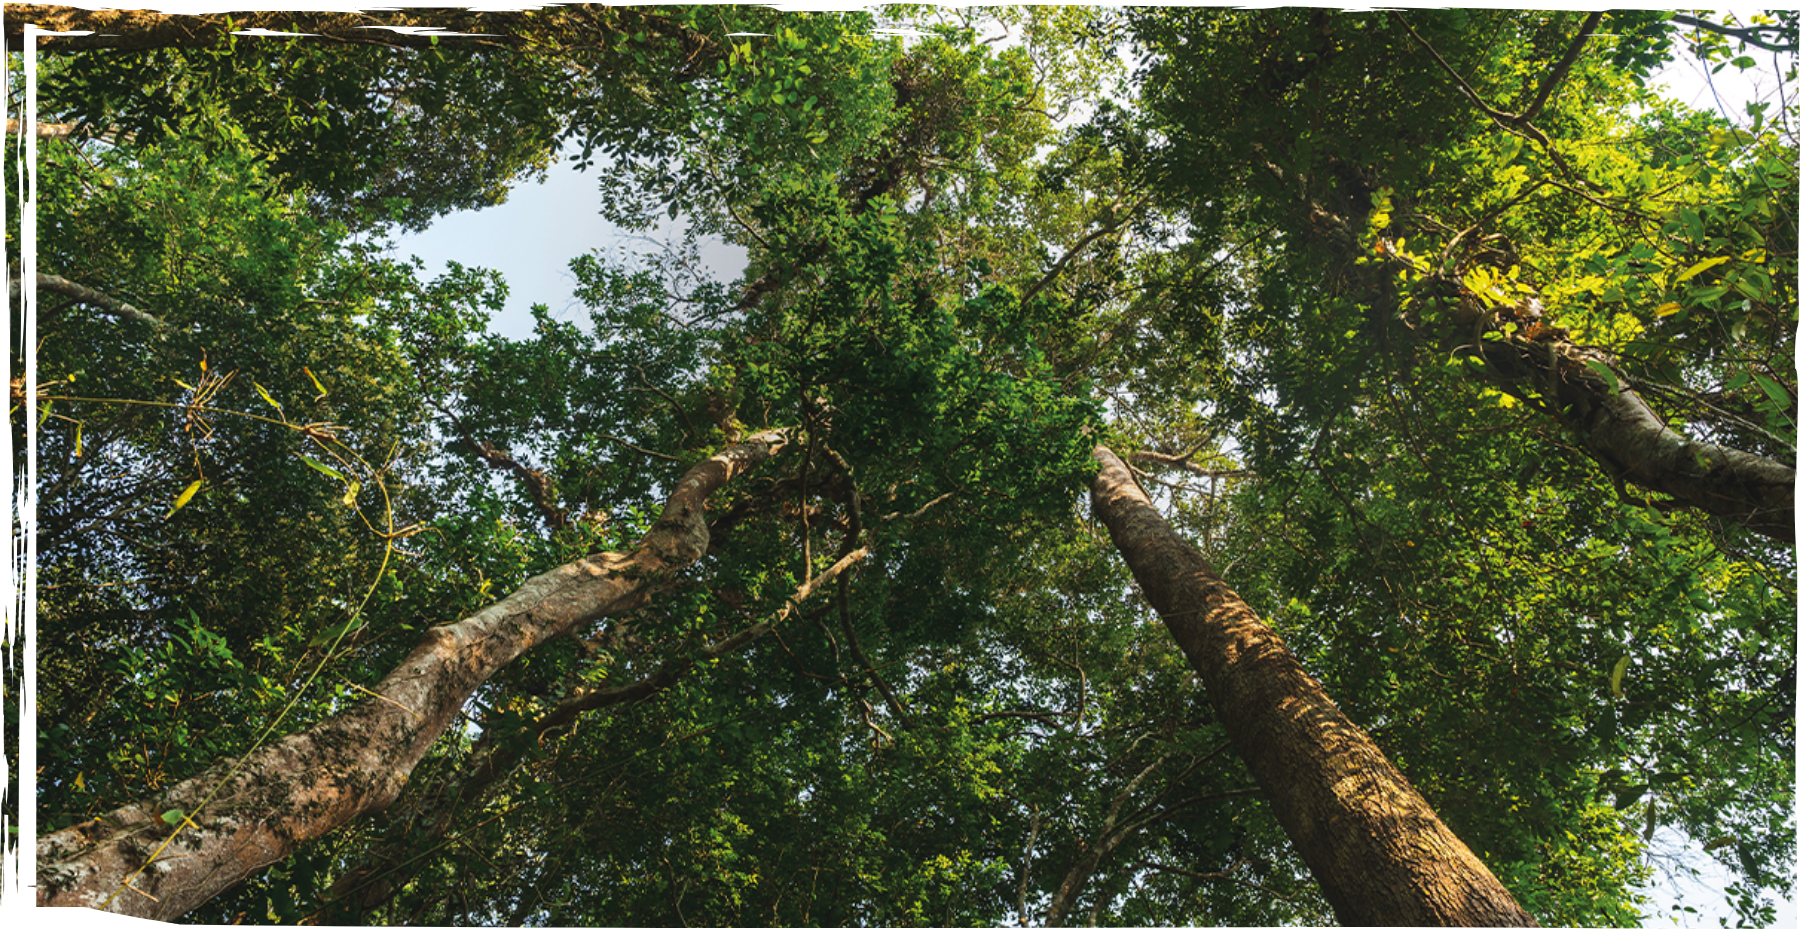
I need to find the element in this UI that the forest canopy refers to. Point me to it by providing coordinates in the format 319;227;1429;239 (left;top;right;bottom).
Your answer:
9;5;1797;926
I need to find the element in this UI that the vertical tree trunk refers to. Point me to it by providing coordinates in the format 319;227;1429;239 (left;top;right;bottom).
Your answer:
37;433;786;919
1088;445;1537;927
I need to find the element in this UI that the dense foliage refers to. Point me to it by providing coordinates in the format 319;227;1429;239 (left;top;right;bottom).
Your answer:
14;6;1795;926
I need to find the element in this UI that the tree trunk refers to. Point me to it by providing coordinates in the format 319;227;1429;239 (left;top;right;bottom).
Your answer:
37;433;787;919
2;6;714;56
1088;445;1538;927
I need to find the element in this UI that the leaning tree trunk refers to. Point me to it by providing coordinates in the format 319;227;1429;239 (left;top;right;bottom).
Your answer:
37;433;787;919
2;6;714;55
1089;445;1538;927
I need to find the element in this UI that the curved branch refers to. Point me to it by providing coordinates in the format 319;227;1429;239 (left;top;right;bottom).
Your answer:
454;432;570;533
1473;336;1795;542
1517;13;1604;123
1126;450;1253;480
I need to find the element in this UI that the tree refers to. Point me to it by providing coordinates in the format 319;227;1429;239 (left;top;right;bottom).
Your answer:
1089;445;1535;925
20;6;1794;925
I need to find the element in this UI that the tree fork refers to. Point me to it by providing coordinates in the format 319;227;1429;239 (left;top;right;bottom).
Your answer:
1089;445;1538;927
37;432;788;919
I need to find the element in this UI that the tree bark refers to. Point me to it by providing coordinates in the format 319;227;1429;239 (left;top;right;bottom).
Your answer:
318;546;869;919
1088;444;1538;927
1472;331;1794;542
3;6;717;57
1302;192;1795;543
37;432;787;919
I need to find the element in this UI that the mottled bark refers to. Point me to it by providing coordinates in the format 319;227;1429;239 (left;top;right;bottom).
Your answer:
37;433;786;919
319;546;869;919
20;273;169;329
1303;192;1794;543
1089;445;1538;927
1473;333;1794;542
4;6;715;57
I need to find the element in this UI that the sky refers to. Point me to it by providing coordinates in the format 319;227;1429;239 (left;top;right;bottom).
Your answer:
380;14;1799;929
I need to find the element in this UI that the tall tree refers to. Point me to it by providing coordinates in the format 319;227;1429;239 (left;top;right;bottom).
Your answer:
1089;445;1536;925
21;6;1794;925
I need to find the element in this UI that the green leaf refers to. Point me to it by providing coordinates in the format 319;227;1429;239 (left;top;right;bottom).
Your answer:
308;615;365;648
301;455;347;482
1609;655;1628;699
1585;360;1621;396
1750;373;1792;410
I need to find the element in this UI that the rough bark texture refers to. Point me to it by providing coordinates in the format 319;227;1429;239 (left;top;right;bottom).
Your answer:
37;433;786;919
1474;333;1794;542
1296;188;1794;544
319;546;869;919
3;6;715;56
1089;445;1539;927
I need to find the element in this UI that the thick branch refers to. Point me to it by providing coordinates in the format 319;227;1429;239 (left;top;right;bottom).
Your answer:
37;432;787;919
1294;188;1793;542
3;7;718;58
321;544;870;917
1472;336;1795;542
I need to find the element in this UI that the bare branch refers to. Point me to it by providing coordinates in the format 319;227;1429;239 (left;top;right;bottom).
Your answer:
1517;13;1605;123
1671;13;1798;53
1126;450;1252;480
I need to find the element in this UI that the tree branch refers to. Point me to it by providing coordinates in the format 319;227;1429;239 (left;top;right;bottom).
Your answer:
317;543;869;918
22;274;170;328
1126;450;1252;480
1517;13;1604;123
1671;13;1799;53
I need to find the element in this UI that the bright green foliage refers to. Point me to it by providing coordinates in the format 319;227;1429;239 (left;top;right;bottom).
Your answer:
23;7;1797;927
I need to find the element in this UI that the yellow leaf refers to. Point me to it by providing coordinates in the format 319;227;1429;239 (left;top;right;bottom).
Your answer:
343;480;361;507
74;771;86;792
303;367;329;399
1654;302;1683;317
167;479;202;519
1673;256;1729;285
253;382;283;411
